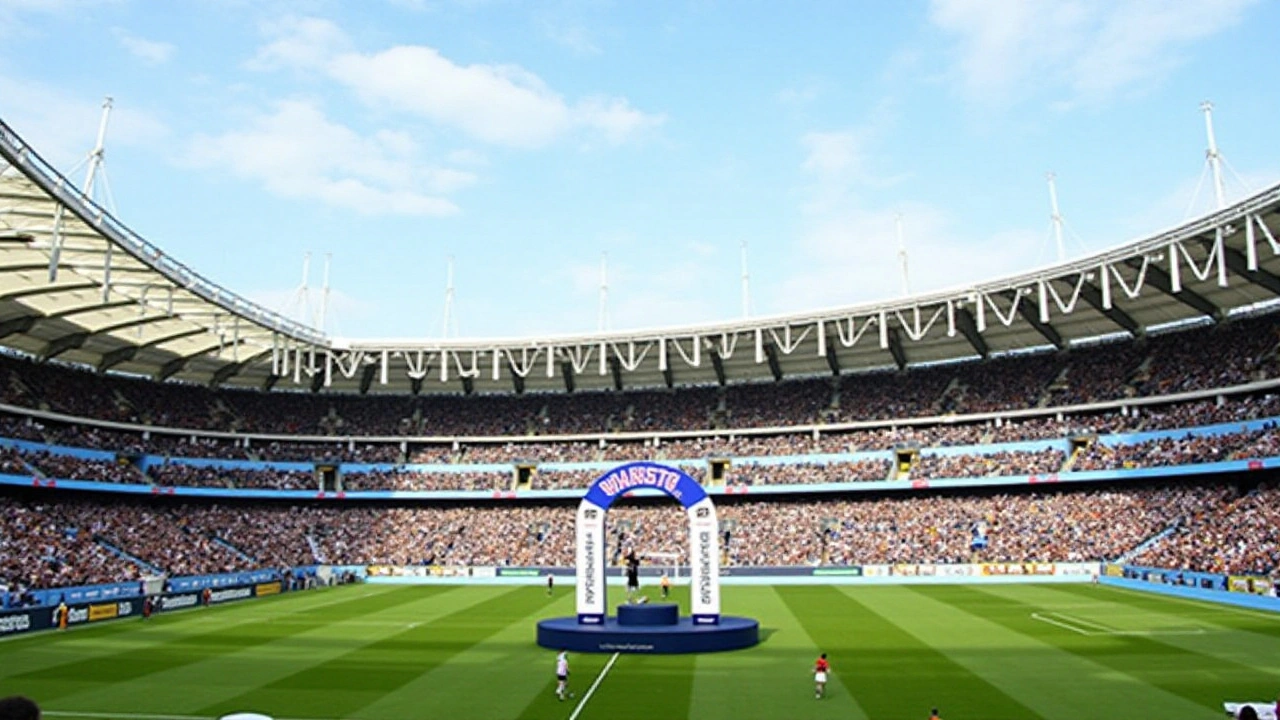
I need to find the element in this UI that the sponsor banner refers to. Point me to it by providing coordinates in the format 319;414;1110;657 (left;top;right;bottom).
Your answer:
1226;575;1272;595
687;497;720;623
497;568;542;578
255;582;282;597
811;567;863;577
62;582;140;605
471;567;497;579
0;609;41;635
157;593;199;611
167;570;278;593
583;461;709;511
1104;563;1125;577
88;603;119;622
861;565;891;577
935;564;973;578
576;500;606;622
367;565;431;578
207;586;253;604
980;563;1056;576
1054;563;1099;577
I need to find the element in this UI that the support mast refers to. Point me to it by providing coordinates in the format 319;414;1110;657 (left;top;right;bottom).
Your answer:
896;214;910;296
1046;172;1066;263
598;252;609;332
83;97;113;199
1201;101;1227;211
442;255;455;338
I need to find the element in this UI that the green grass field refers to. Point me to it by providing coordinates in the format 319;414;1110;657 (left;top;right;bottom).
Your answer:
2;583;1277;719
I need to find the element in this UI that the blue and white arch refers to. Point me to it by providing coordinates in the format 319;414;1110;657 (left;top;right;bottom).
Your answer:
575;461;721;625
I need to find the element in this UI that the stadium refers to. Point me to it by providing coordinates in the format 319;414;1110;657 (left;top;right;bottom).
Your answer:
3;14;1280;720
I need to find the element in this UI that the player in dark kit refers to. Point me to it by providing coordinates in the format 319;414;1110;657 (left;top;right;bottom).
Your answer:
625;550;641;603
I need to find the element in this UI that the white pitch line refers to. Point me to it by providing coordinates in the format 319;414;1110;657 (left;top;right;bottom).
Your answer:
1101;584;1280;622
1031;611;1092;635
45;707;363;712
568;651;620;720
1030;611;1206;636
1050;612;1118;633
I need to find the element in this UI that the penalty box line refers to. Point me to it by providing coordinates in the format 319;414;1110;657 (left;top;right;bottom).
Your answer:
568;651;620;720
1030;611;1205;636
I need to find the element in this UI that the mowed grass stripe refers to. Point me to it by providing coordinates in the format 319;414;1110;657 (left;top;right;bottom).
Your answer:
197;586;559;720
687;586;870;720
358;585;583;720
1054;583;1280;639
869;585;1211;720
779;586;1037;720
0;585;397;678
541;587;699;720
3;585;428;704
41;585;474;717
567;652;697;720
973;583;1280;675
922;584;1267;714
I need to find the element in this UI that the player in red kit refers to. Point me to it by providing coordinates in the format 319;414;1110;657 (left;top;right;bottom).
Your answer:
814;653;830;699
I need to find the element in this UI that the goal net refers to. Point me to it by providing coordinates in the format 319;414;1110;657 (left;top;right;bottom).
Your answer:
643;551;683;583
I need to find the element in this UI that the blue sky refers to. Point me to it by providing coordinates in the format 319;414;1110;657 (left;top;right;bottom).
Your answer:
1;0;1277;340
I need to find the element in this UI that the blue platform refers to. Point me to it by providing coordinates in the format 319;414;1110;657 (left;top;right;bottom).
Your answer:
537;614;760;654
617;602;679;626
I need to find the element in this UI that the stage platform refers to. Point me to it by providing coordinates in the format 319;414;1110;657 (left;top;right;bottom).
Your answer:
537;605;759;654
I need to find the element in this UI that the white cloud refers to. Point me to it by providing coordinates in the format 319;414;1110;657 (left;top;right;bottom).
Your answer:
776;124;1048;314
113;28;175;65
563;255;719;332
929;0;1259;106
542;20;601;55
330;46;572;148
247;16;350;72
777;80;823;106
253;16;663;148
801;131;866;179
185;100;465;216
776;203;1048;312
574;96;666;145
0;76;168;170
798;127;906;216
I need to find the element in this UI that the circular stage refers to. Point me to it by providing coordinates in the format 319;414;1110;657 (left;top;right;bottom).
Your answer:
537;604;759;654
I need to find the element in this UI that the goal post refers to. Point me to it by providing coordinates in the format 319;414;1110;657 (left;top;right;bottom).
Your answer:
644;551;682;583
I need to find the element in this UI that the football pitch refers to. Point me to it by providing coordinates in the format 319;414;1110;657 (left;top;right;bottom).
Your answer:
3;583;1277;720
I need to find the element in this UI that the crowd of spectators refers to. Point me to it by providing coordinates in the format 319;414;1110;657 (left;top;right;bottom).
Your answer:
0;499;142;592
1132;482;1279;576
6;479;1273;596
726;460;892;485
21;451;142;484
340;468;505;492
1;416;1277;490
1074;425;1280;471
912;449;1065;480
147;463;315;490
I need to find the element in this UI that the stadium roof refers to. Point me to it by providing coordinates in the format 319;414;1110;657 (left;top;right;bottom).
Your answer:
3;115;1280;396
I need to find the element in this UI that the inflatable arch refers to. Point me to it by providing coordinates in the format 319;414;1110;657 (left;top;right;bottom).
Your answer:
575;461;721;625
